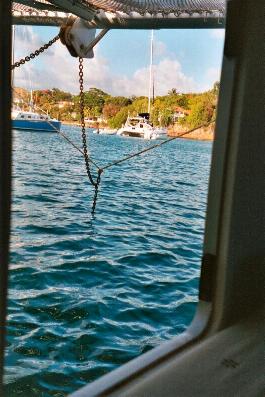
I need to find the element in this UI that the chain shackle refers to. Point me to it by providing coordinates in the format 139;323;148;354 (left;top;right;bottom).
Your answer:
11;35;60;70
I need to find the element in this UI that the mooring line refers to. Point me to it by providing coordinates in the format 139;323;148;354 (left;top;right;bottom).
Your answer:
101;121;215;172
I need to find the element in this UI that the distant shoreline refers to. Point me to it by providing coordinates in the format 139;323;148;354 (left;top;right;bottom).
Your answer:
61;122;214;141
62;121;100;129
62;121;81;126
168;124;214;141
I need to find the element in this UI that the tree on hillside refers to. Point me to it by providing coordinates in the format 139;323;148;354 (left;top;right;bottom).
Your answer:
51;88;72;102
168;88;178;95
151;93;190;127
103;103;120;119
176;94;189;109
151;98;174;126
82;87;108;115
103;96;132;120
183;93;215;128
108;106;130;129
157;108;174;127
212;81;220;95
130;97;149;114
105;96;131;107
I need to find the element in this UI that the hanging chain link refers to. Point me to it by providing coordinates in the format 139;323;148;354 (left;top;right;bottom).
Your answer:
79;57;102;214
91;169;102;214
11;35;60;70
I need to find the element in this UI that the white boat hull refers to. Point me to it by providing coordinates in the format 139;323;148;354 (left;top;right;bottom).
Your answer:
117;127;156;140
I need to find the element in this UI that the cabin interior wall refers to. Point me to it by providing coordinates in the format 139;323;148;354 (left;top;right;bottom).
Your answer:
209;0;265;329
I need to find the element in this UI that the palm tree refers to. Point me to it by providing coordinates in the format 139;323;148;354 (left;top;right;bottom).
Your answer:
168;88;178;95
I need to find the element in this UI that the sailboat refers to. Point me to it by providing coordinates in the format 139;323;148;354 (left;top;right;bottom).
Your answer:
12;96;62;132
117;31;160;140
116;112;157;140
11;27;61;133
149;32;168;140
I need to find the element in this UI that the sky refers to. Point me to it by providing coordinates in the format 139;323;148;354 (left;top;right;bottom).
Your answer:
13;25;225;97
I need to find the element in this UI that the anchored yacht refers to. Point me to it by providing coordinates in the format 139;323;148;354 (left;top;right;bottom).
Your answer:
12;108;61;132
117;113;158;140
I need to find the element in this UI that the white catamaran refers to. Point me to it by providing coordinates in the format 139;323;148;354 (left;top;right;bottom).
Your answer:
117;113;158;140
117;31;167;140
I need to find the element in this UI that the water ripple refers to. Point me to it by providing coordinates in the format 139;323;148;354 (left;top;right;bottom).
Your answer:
5;127;212;396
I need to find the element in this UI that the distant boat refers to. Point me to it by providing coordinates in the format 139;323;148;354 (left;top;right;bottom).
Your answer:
117;113;158;140
116;31;167;141
11;27;61;133
93;128;117;135
153;126;168;139
12;91;61;132
12;108;61;132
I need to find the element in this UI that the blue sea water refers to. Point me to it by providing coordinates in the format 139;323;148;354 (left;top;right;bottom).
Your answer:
5;126;212;396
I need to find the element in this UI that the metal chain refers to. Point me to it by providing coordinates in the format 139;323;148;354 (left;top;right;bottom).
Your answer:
91;169;103;214
11;35;60;70
79;57;102;214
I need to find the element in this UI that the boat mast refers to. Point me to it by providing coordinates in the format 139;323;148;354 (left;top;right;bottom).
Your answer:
29;89;33;112
148;30;154;115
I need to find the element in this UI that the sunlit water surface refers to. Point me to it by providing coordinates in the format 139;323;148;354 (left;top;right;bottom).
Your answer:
5;126;212;396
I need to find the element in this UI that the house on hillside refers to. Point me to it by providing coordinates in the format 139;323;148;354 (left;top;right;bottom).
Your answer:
84;116;105;125
56;101;74;109
173;106;190;123
13;97;24;105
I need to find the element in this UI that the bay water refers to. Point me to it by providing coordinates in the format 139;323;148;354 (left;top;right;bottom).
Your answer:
5;126;212;396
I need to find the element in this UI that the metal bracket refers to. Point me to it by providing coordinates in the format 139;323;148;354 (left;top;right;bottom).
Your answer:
60;17;109;58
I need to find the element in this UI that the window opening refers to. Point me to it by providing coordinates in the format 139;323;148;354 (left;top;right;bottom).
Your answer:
5;24;225;397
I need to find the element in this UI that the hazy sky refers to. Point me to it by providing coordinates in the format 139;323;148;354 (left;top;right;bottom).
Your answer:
13;25;225;97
